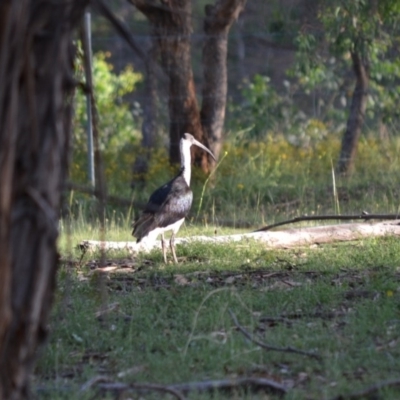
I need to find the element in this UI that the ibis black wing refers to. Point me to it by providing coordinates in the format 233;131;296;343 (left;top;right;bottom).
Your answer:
153;179;193;228
132;175;193;240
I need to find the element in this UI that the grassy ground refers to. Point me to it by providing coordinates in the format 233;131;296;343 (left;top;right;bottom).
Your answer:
35;225;400;399
39;135;400;398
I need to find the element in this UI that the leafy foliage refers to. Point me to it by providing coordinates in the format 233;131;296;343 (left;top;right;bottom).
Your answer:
290;0;400;132
227;75;307;140
71;51;142;190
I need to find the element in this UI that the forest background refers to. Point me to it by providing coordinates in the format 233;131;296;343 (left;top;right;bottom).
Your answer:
2;1;400;399
71;0;400;229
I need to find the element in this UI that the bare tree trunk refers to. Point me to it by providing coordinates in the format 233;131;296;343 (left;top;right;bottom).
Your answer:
0;1;87;398
201;0;247;165
129;0;247;171
129;0;208;170
337;51;369;175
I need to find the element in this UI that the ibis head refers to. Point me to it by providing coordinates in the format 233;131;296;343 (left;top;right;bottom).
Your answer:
180;133;216;186
181;133;216;161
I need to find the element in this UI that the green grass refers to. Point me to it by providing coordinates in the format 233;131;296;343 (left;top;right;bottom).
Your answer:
35;229;400;399
68;135;400;230
42;134;400;398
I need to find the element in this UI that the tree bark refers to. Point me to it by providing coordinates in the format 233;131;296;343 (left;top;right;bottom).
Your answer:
0;1;87;398
337;51;369;175
129;0;208;170
201;0;247;165
128;0;246;171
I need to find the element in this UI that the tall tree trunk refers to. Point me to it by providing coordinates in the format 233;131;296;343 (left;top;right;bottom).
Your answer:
337;51;369;175
201;0;247;166
129;0;247;171
129;0;208;170
0;1;87;398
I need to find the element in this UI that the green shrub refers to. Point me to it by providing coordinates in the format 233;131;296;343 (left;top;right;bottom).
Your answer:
71;51;142;193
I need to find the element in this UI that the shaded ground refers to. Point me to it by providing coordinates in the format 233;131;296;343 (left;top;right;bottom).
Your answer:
36;238;400;399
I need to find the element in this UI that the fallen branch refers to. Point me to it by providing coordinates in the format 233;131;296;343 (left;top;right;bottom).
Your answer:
168;377;287;396
95;377;287;398
260;310;348;323
254;213;400;232
83;380;185;400
78;220;400;254
229;309;321;361
330;378;400;400
80;375;111;392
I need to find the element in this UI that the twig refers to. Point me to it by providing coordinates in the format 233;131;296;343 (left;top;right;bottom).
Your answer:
92;0;164;79
228;309;322;361
92;0;146;60
260;310;347;322
80;375;112;392
254;213;400;232
96;382;185;400
196;151;228;218
183;287;230;358
330;378;400;400
169;377;287;396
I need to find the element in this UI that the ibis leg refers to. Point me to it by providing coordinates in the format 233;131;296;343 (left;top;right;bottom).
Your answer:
161;233;168;263
170;233;178;263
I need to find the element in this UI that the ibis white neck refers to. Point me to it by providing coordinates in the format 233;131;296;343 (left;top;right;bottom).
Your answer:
180;138;192;186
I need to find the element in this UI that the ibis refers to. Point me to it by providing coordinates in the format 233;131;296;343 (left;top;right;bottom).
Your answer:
132;133;216;263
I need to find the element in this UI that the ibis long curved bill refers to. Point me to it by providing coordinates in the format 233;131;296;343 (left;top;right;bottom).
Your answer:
191;136;216;161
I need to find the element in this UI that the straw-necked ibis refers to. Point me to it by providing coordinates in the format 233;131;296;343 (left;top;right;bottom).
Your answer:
132;133;216;263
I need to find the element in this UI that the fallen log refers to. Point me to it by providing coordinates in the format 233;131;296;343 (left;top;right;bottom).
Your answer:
78;220;400;254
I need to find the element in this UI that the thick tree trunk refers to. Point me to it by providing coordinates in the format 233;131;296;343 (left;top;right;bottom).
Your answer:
201;0;247;165
0;1;87;398
129;0;246;172
129;0;208;170
337;51;369;175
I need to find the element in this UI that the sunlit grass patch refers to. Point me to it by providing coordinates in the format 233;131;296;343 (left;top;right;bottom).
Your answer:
67;134;400;231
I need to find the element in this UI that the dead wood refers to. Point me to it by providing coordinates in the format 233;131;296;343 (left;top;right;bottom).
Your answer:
330;377;400;400
229;310;321;361
255;213;400;232
169;377;287;396
92;376;287;398
84;380;186;399
78;220;400;254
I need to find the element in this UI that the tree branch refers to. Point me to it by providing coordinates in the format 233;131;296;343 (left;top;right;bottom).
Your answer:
93;377;287;398
93;0;146;60
254;213;400;232
87;381;186;400
229;309;322;361
330;378;400;400
169;377;287;396
205;0;247;31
